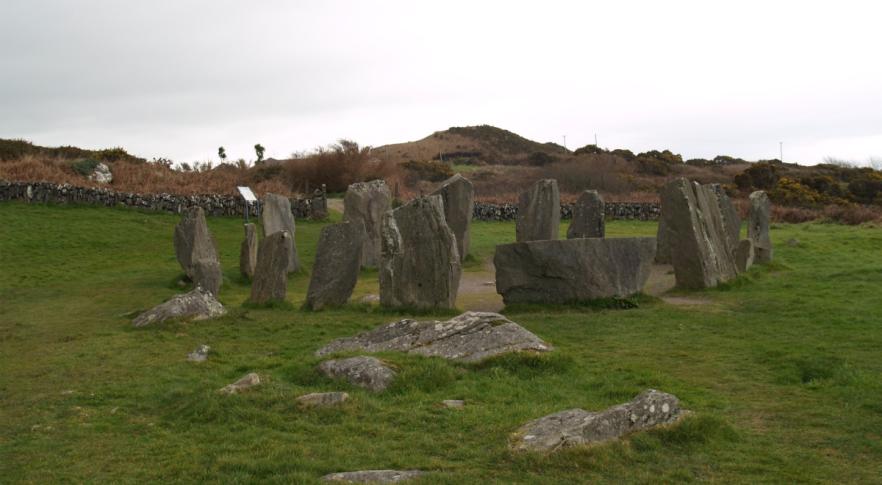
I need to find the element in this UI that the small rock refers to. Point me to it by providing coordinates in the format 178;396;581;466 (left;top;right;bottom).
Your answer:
219;373;261;394
187;344;211;362
295;392;350;408
317;356;396;393
321;470;424;483
442;400;465;409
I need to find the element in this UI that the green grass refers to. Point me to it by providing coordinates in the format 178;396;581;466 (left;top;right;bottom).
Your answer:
1;202;882;483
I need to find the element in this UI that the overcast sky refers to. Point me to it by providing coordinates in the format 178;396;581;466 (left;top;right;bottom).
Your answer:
2;0;881;165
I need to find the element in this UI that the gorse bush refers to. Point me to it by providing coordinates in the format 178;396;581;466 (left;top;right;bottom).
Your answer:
283;139;395;193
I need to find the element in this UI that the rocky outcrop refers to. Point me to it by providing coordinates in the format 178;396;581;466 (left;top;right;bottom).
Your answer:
261;193;300;272
316;311;552;362
317;356;396;392
132;287;226;327
343;180;392;268
431;173;474;261
239;223;258;279
321;470;424;483
516;179;560;242
173;206;222;295
494;238;656;304
306;221;365;310
511;390;684;452
567;190;605;239
249;231;291;304
749;190;773;263
379;196;461;310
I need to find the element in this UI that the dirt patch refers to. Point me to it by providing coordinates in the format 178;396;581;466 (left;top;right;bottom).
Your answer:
457;263;504;312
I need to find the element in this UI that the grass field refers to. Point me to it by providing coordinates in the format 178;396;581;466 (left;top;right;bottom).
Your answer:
1;201;881;483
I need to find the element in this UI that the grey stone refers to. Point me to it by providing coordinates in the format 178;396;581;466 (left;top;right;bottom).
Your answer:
379;196;461;310
132;287;226;327
295;391;350;408
250;231;291;304
219;373;261;394
317;356;396;393
311;186;329;220
511;389;684;452
359;294;380;304
306;221;365;310
321;470;424;483
749;190;773;263
516;179;560;242
89;162;112;184
735;239;754;273
316;311;551;362
260;193;301;272
655;214;672;264
442;399;465;409
567;190;605;239
239;223;258;279
187;344;211;362
431;173;475;261
343;180;392;268
494;238;656;304
708;184;741;254
173;207;222;294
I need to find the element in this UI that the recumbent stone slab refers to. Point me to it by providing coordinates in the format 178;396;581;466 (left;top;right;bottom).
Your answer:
306;220;365;310
260;193;301;272
567;189;605;239
431;173;475;261
516;179;560;242
343;180;392;268
249;231;291;304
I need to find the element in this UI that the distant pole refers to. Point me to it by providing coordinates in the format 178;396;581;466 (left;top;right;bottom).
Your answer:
594;133;598;147
779;141;783;162
563;135;567;149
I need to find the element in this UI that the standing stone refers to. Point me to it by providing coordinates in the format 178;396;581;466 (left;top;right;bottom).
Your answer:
655;213;672;264
343;180;392;268
709;184;741;254
379;195;461;310
660;178;738;289
749;190;773;263
305;220;365;310
567;190;605;239
260;193;300;272
431;173;474;261
249;231;291;304
516;179;560;242
173;206;222;294
239;223;258;279
735;239;755;273
310;185;328;221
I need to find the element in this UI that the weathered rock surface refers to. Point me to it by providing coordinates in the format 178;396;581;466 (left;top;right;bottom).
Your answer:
250;231;291;304
316;311;551;362
306;220;365;310
659;179;738;289
709;184;741;254
567;190;605;239
494;238;656;304
296;391;349;407
511;389;684;452
749;190;773;263
219;373;261;394
239;223;258;279
317;356;396;392
321;470;424;483
187;344;211;362
132;288;226;327
379;196;461;310
343;180;392;268
89;162;113;184
735;239;755;273
431;173;475;261
173;206;222;294
516;179;560;242
260;193;300;272
655;213;672;264
442;399;465;409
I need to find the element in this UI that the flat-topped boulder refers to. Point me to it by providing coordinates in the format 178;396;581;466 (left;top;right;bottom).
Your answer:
431;173;474;261
567;190;605;239
250;231;291;304
494;238;656;304
749;190;773;263
516;179;560;242
317;356;396;392
173;206;222;294
132;287;226;327
511;389;684;452
343;180;392;268
260;193;300;272
316;311;551;362
306;220;365;310
379;195;461;310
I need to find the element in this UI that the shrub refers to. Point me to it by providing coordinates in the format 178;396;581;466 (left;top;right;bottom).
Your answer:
769;177;824;206
527;151;557;166
734;162;780;190
400;160;454;182
70;158;101;177
847;174;882;204
573;144;605;156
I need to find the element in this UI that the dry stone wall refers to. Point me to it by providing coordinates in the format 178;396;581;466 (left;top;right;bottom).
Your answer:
473;201;660;221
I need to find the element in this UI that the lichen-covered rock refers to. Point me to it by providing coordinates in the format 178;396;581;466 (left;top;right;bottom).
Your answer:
511;390;684;452
735;239;755;273
249;231;291;304
317;356;396;392
749;190;773;263
173;207;222;294
89;163;113;184
709;184;741;255
187;344;211;362
321;470;424;483
431;173;474;261
316;311;551;362
219;373;260;394
260;193;300;272
379;196;461;310
494;238;656;304
567;190;605;239
343;180;392;268
306;220;365;310
295;392;349;408
239;223;258;279
132;287;226;327
516;179;560;242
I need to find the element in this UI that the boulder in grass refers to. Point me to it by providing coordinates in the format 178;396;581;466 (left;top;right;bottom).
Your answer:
218;373;261;395
321;470;424;483
317;356;396;393
295;392;350;408
132;287;226;327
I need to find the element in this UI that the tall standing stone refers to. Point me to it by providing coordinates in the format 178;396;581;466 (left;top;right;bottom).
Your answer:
567;190;605;239
173;206;222;295
708;184;741;257
431;173;474;261
343;180;392;268
379;196;461;310
239;223;258;279
749;190;773;263
305;220;365;310
516;179;560;242
249;231;291;304
655;213;672;264
260;193;300;273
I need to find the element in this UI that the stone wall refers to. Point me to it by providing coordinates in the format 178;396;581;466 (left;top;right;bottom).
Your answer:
473;201;660;221
0;181;322;219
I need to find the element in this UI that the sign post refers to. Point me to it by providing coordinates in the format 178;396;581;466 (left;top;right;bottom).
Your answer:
237;186;257;223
